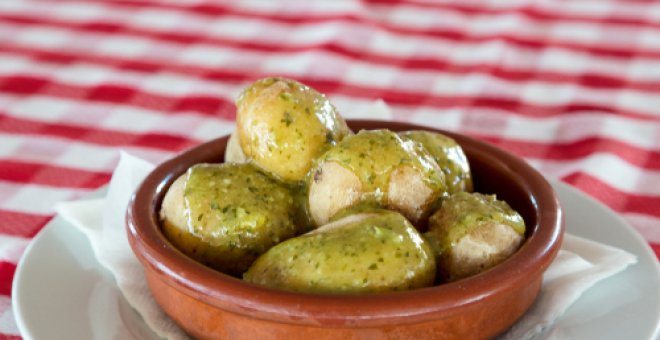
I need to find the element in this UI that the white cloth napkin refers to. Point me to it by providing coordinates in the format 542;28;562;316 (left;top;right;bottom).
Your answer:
56;152;189;340
499;236;637;340
55;152;637;340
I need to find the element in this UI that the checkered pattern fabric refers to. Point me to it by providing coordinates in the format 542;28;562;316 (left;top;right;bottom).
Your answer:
1;0;659;337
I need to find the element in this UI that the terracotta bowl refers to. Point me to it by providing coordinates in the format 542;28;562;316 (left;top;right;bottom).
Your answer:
127;120;564;340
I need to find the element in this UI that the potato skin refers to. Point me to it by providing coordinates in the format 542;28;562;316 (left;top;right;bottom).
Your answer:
160;163;300;276
399;131;472;194
307;129;446;226
425;192;525;281
224;130;246;163
307;161;362;226
160;174;188;234
236;77;351;182
243;210;436;294
387;164;435;225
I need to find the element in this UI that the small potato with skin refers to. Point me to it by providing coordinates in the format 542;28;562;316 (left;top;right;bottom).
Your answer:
160;175;188;235
387;165;436;223
425;192;525;281
236;77;351;182
243;210;436;294
161;174;233;273
399;131;472;194
307;162;362;225
160;163;300;276
224;130;246;163
308;129;446;226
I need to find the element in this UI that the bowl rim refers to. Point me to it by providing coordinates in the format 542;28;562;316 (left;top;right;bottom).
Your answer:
126;119;564;327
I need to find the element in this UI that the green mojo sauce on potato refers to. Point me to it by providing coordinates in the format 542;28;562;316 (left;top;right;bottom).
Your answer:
244;210;436;294
158;76;526;294
160;163;301;276
235;77;351;183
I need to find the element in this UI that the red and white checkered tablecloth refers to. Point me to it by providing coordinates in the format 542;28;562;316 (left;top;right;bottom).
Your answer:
1;0;659;338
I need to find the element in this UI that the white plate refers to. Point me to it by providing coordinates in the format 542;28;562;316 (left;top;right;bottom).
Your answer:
12;180;660;340
12;190;161;340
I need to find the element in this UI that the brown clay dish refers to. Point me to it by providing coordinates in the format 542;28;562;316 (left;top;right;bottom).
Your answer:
126;120;564;339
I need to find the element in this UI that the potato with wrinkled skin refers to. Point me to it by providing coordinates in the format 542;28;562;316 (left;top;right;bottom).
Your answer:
160;174;189;240
224;130;246;163
235;77;351;182
159;163;300;276
307;129;447;226
243;210;436;294
425;192;525;282
399;131;472;194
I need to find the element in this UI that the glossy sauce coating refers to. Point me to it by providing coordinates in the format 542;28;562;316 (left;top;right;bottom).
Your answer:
425;192;525;281
163;163;300;276
427;192;525;252
243;210;436;294
307;129;447;225
400;130;473;194
320;129;443;195
236;77;351;182
160;77;528;292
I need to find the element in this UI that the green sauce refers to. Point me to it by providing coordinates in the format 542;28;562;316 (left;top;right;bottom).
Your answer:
184;163;299;251
329;202;384;222
235;77;351;182
244;210;436;293
400;131;472;194
427;192;525;253
316;129;445;204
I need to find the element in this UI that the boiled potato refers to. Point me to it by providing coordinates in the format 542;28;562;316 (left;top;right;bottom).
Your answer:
224;130;246;163
236;77;351;182
160;174;189;237
307;129;446;226
425;192;525;281
243;210;436;293
399;131;472;194
159;163;300;276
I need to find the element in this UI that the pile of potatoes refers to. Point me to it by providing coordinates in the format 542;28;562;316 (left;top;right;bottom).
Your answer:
160;77;525;294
